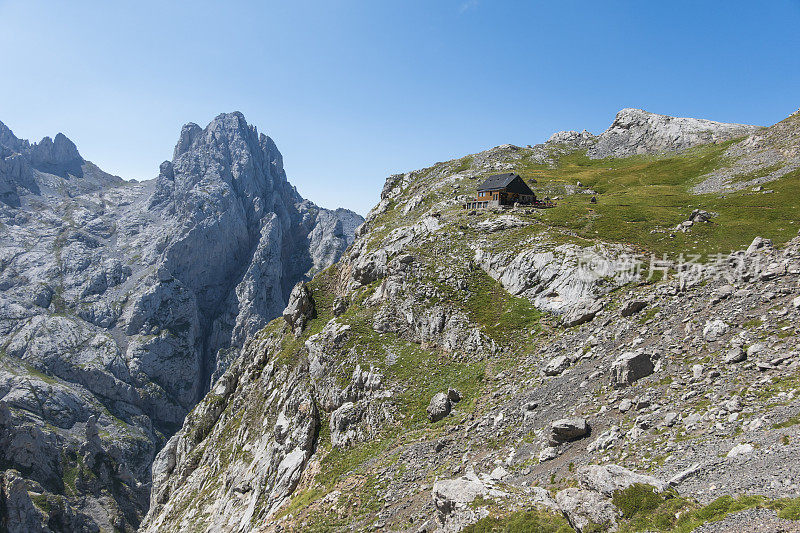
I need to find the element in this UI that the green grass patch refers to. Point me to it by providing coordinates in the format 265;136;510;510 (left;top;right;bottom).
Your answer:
30;493;52;513
464;268;543;346
638;306;660;324
276;487;326;519
773;412;800;429
610;483;800;532
462;508;574;533
774;497;800;520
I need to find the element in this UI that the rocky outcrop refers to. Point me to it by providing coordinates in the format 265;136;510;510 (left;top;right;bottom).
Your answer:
577;464;669;496
588;108;760;159
555;488;618;532
283;282;316;336
547;129;598;149
0;114;361;530
693;110;800;193
474;243;637;319
142;338;319;532
550;417;590;444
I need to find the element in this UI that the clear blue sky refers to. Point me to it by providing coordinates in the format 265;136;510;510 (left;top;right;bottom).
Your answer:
1;1;798;215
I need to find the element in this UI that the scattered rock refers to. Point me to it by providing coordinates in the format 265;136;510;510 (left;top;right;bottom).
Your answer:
702;319;729;341
587;426;623;453
710;284;735;304
447;388;462;403
563;299;604;327
689;209;714;223
668;463;701;485
724;346;746;364
747;343;765;358
539;446;559;462
332;297;348;316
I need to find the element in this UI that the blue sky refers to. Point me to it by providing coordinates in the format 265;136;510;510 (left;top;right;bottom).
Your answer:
0;1;798;215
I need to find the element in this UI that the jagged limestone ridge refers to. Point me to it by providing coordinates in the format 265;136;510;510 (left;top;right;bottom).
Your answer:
0;113;362;531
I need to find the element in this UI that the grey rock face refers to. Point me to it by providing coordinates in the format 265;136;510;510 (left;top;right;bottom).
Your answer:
474;242;637;319
588;108;759;160
0;114;362;530
142;343;320;531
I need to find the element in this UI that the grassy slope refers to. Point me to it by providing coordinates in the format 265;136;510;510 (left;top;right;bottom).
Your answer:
515;143;799;258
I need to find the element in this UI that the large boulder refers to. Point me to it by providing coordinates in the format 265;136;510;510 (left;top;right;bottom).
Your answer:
432;474;496;532
432;477;488;516
563;299;604;327
577;464;669;496
550;417;590;444
543;354;571;376
426;388;462;423
555;488;618;532
427;392;452;422
611;350;654;387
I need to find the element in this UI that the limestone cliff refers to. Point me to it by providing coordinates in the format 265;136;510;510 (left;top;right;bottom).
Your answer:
0;113;362;531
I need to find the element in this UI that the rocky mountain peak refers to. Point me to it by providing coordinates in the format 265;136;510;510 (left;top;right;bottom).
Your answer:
0;112;362;530
151;112;290;219
0;119;27;153
172;122;202;159
588;107;761;159
28;131;84;175
547;129;598;148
